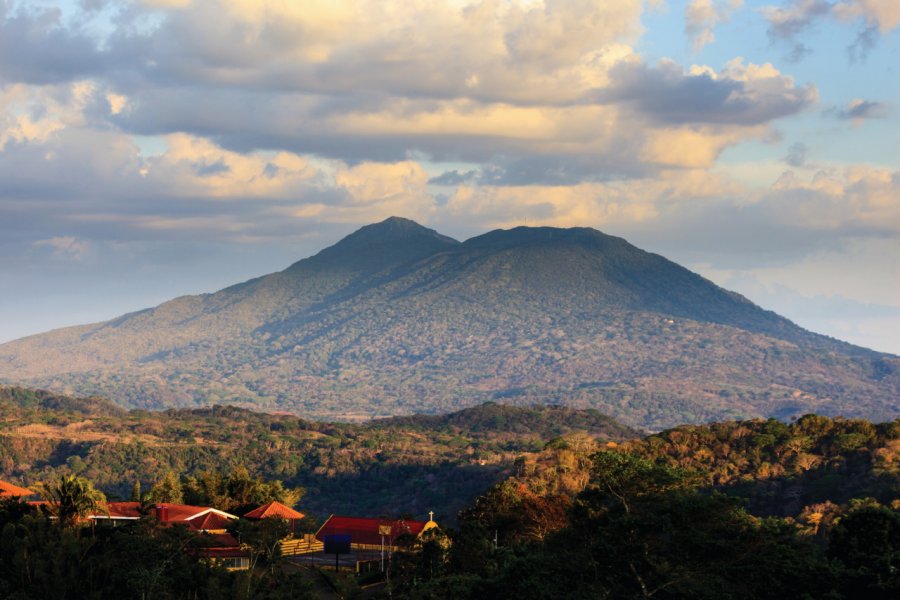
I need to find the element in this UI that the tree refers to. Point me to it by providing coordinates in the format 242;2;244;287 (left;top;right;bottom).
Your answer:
459;480;527;546
183;470;227;507
228;517;292;597
585;451;697;515
829;501;900;598
184;467;303;514
148;471;184;504
129;480;141;502
35;474;106;528
560;451;826;599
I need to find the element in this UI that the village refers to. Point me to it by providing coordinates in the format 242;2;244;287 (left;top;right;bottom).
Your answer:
1;477;441;581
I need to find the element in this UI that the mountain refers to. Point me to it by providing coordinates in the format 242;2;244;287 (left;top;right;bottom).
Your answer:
1;217;898;430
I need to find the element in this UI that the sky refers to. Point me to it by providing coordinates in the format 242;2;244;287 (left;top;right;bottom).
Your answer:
0;0;898;353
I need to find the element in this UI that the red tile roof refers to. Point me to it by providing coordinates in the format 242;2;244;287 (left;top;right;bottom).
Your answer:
154;503;208;522
0;480;34;498
153;504;237;530
103;501;142;519
316;516;432;547
89;502;236;531
190;511;233;531
243;501;305;520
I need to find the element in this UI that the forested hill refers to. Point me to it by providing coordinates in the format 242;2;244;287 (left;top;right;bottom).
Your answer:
0;387;637;520
2;385;895;523
1;217;898;430
395;415;900;599
373;401;640;439
0;386;124;417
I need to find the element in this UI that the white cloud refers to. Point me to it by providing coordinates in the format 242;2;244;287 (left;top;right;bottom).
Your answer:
0;1;820;178
439;169;743;231
110;0;644;105
763;166;900;232
140;133;321;199
685;0;744;52
32;236;92;261
0;81;95;147
605;58;818;126
834;98;889;123
835;0;900;33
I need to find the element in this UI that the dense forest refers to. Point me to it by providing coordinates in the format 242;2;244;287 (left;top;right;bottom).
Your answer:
0;386;897;598
389;451;899;599
385;414;900;598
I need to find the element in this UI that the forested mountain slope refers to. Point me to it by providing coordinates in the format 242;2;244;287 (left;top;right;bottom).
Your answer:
1;218;897;430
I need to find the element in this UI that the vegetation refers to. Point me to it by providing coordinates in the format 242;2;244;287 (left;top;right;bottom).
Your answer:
0;499;314;599
2;220;895;596
1;219;896;430
182;467;303;515
0;385;896;598
620;414;900;516
387;426;900;599
0;388;637;521
32;474;106;528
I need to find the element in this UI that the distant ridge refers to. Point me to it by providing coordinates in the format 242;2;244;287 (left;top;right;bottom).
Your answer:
0;218;897;430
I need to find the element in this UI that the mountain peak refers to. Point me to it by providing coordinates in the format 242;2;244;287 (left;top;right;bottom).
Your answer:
290;216;458;274
464;225;624;249
372;215;432;231
346;216;457;244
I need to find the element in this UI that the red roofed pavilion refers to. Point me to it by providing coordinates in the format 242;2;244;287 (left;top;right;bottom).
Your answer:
0;479;33;498
244;500;305;521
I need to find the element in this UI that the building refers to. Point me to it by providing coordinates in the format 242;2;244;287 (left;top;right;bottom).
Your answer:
197;533;250;570
315;513;439;553
89;502;239;532
243;500;304;521
89;502;249;569
0;479;34;499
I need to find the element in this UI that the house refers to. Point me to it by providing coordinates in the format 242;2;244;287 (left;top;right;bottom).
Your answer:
89;502;239;532
89;502;249;569
198;532;250;570
315;513;439;553
0;479;33;499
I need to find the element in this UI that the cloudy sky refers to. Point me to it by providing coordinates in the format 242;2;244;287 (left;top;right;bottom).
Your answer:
1;0;898;353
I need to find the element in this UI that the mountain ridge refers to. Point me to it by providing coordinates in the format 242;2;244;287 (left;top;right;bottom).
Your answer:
1;217;897;430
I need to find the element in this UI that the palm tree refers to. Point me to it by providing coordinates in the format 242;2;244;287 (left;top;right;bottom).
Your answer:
35;474;106;527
